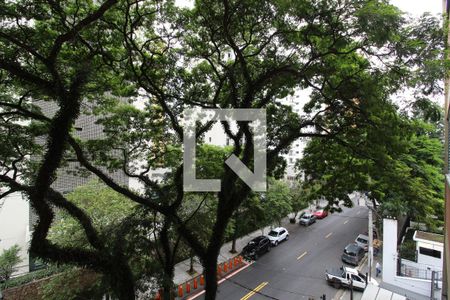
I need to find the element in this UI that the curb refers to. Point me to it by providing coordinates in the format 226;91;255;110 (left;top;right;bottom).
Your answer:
186;261;253;300
172;256;249;300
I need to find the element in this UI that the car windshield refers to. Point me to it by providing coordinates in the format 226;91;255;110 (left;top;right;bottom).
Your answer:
268;231;278;237
344;248;356;256
302;215;311;219
357;238;367;244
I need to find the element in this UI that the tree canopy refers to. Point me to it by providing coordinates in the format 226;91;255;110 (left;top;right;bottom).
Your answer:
297;109;444;229
0;0;445;299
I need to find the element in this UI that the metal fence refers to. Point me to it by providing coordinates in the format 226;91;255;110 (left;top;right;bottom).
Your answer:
398;260;442;281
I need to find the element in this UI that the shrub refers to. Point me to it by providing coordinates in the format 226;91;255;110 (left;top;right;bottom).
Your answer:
0;245;22;282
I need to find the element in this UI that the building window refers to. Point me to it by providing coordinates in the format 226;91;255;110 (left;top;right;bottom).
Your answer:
226;138;230;146
74;127;83;131
209;137;212;143
419;247;441;259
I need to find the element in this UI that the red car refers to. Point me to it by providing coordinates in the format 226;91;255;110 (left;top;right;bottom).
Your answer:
313;209;328;219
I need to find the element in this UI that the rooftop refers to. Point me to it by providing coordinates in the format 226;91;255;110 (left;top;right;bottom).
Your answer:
413;230;444;244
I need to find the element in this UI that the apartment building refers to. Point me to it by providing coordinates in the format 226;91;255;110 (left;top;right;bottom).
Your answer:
0;101;128;274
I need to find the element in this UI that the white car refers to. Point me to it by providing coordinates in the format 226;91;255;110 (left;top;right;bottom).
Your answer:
267;227;289;246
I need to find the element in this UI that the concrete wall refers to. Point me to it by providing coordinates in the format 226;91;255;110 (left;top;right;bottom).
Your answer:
444;175;450;300
382;218;439;298
416;240;444;269
401;259;442;280
382;218;398;283
0;192;30;276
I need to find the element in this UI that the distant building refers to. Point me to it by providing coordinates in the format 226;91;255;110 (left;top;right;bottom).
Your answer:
414;231;444;271
0;101;128;275
0;193;30;276
202;92;310;185
383;217;442;299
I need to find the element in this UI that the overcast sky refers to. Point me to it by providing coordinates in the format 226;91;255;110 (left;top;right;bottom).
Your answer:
176;0;444;16
390;0;443;16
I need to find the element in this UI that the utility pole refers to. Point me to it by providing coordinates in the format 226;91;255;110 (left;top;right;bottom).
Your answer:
368;207;374;281
431;271;435;300
364;192;374;282
350;278;354;300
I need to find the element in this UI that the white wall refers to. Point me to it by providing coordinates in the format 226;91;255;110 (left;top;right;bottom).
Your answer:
204;122;230;147
0;192;30;276
382;218;398;283
382;218;441;298
416;240;444;269
401;259;442;280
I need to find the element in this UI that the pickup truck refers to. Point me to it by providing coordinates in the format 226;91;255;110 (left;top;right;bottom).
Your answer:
325;266;367;291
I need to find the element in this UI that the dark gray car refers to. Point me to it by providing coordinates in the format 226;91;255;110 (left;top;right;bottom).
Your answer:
341;243;365;266
242;236;271;260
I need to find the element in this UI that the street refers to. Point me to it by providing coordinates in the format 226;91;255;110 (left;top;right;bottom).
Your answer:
195;205;368;300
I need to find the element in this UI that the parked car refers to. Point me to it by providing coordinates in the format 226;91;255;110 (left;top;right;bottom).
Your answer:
341;243;365;266
241;236;271;260
355;234;369;251
313;209;328;219
267;227;289;246
363;229;378;239
299;213;317;226
325;266;367;291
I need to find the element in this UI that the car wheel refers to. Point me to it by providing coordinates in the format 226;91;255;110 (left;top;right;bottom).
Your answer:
254;253;259;260
333;281;341;289
274;241;278;246
285;235;289;241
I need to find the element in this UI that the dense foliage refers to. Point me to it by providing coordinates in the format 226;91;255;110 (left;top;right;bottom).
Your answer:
298;110;444;229
0;0;445;299
0;245;22;282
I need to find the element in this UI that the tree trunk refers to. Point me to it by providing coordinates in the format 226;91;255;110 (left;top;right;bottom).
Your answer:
230;222;238;253
160;221;176;300
162;262;175;300
111;264;135;300
189;253;195;274
230;237;237;254
203;254;219;300
203;218;229;300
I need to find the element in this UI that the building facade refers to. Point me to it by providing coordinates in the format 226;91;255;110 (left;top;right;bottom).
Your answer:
0;101;129;275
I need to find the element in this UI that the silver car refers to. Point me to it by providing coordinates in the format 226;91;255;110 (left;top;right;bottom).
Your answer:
355;234;369;252
299;213;317;226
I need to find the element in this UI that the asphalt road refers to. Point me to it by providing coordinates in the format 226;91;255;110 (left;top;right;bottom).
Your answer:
196;205;369;300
